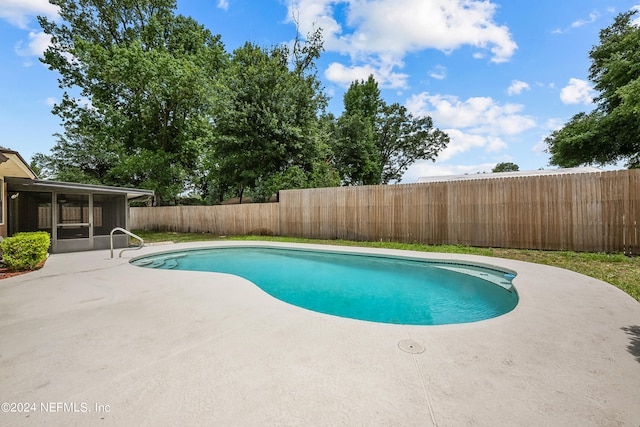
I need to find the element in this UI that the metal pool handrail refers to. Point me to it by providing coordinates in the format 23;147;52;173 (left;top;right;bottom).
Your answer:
110;227;144;258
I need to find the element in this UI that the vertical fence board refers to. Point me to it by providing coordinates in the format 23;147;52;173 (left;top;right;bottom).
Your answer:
629;170;640;254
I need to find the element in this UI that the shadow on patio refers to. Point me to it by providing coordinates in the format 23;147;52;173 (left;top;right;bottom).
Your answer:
622;325;640;363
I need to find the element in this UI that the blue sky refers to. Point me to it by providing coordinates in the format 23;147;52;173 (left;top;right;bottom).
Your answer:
1;0;639;182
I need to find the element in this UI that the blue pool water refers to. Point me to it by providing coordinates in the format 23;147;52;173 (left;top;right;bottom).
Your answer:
131;247;518;325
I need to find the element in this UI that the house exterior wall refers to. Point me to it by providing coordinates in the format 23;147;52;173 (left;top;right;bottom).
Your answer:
0;179;7;238
0;150;38;239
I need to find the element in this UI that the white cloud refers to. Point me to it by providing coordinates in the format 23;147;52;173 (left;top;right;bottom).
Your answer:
545;117;565;131
405;92;536;161
507;80;530;96
2;0;57;63
0;0;59;29
560;78;595;105
429;65;446;80
217;0;229;10
407;93;536;135
403;161;496;182
553;9;604;34
45;97;57;107
485;135;508;152
632;5;640;26
287;0;518;61
325;56;409;88
531;118;564;154
15;30;51;57
571;11;599;28
532;137;548;155
287;0;517;90
325;63;376;86
343;0;516;61
434;129;506;161
287;0;345;50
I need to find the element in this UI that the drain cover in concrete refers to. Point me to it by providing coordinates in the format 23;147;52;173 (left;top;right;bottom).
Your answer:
398;340;425;354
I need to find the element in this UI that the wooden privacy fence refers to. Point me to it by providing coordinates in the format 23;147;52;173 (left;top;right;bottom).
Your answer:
130;169;640;253
131;203;280;237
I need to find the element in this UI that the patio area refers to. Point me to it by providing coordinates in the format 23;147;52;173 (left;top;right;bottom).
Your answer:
1;241;639;426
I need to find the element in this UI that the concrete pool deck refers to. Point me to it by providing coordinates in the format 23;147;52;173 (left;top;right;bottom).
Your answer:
0;241;639;426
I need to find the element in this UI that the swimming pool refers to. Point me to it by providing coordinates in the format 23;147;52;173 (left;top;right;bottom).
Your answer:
131;246;518;325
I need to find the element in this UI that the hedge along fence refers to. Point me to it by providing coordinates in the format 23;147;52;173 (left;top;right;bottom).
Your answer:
130;169;640;254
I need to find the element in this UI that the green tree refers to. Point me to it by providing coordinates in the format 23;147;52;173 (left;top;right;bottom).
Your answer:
343;75;382;120
206;35;333;203
492;162;520;172
36;0;226;204
28;156;44;178
546;10;640;168
376;103;448;183
333;75;448;185
333;112;380;185
332;76;383;185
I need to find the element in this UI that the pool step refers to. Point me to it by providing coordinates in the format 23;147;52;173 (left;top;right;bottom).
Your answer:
434;265;514;292
135;254;186;269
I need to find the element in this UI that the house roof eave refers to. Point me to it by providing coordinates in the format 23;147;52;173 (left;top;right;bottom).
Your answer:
0;149;37;179
6;177;154;200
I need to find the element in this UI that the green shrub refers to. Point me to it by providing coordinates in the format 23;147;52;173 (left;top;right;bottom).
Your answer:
1;232;51;271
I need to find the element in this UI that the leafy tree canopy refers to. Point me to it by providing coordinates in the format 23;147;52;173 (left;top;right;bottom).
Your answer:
332;75;448;185
36;0;226;204
204;34;337;203
376;103;448;184
546;10;640;169
34;1;449;205
492;162;520;172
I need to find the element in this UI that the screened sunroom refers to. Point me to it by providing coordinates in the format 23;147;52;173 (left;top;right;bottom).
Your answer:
5;177;153;253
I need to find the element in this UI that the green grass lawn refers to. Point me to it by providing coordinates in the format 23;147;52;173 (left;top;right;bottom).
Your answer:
133;230;640;303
